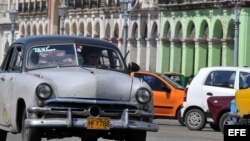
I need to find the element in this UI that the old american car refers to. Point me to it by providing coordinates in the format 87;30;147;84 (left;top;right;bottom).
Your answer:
207;96;235;132
131;71;185;126
0;35;158;141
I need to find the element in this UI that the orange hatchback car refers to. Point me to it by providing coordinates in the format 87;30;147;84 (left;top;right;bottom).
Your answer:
131;71;185;125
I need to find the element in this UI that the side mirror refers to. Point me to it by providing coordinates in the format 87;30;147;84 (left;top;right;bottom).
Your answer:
128;62;140;72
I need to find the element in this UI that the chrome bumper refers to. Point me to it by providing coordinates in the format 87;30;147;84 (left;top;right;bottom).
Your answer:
25;108;159;132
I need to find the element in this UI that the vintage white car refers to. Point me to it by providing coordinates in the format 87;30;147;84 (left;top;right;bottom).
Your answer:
0;35;158;141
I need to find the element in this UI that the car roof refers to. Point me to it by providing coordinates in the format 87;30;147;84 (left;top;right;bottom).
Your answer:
13;35;118;51
199;66;250;71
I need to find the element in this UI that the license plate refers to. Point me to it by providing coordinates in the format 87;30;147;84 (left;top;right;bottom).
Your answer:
87;117;110;130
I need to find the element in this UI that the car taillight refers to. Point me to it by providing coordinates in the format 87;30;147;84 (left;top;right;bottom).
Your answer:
184;87;188;101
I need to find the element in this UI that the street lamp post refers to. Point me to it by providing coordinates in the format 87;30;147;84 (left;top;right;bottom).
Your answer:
120;0;133;58
58;0;68;35
231;0;245;66
9;3;18;43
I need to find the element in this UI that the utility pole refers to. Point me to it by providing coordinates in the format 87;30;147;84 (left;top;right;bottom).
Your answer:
231;0;245;66
58;0;68;35
9;2;18;43
119;0;133;58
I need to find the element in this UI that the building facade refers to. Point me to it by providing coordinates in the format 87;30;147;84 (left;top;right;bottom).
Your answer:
0;0;19;63
1;0;250;84
13;0;160;72
158;0;250;83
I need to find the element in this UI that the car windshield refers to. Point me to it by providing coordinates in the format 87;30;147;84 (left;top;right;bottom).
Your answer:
27;44;124;71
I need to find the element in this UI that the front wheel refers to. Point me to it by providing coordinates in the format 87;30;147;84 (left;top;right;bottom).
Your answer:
21;109;42;141
81;137;98;141
0;129;7;141
124;130;146;141
185;109;206;131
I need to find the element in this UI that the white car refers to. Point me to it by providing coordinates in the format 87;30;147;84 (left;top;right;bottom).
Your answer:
180;66;250;131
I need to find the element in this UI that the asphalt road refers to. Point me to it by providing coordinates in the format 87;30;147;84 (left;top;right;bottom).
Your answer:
7;119;223;141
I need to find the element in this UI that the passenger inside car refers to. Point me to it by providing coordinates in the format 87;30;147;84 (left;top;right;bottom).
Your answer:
83;49;100;65
29;51;39;67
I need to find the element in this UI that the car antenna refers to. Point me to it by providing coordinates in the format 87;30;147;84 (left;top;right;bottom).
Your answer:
124;50;130;61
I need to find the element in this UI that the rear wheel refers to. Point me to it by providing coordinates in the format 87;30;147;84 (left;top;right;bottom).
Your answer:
219;112;233;133
0;129;7;141
185;109;206;131
21;109;42;141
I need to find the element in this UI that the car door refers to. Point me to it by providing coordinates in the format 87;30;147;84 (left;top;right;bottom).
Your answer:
0;46;22;126
201;70;237;113
134;72;179;117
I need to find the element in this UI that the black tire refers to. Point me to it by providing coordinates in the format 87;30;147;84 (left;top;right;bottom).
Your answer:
124;130;146;141
21;109;42;141
219;112;233;133
185;109;206;131
0;129;7;141
209;123;220;131
81;137;98;141
177;109;185;126
237;118;250;125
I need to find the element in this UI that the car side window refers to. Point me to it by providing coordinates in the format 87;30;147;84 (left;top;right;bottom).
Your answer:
1;48;14;71
204;71;236;88
1;46;23;72
134;74;164;91
11;47;23;72
239;71;250;89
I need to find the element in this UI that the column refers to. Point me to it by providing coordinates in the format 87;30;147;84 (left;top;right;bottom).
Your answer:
169;39;182;73
221;39;234;66
207;39;222;67
194;39;208;73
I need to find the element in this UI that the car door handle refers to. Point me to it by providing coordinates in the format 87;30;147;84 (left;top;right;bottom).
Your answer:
0;77;5;81
207;92;213;96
